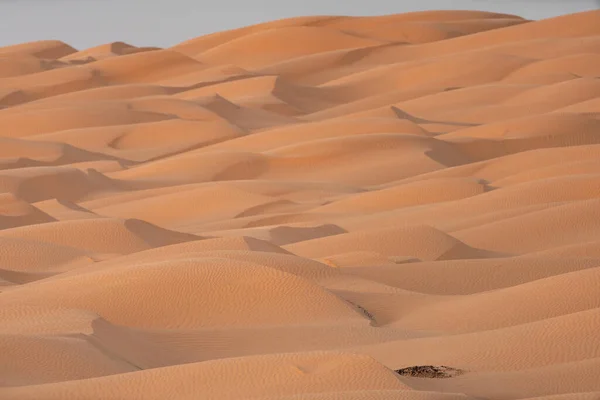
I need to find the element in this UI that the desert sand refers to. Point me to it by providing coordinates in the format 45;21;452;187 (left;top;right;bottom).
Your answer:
0;9;599;400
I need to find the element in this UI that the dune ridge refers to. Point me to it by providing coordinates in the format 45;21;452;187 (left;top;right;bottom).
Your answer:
0;9;599;400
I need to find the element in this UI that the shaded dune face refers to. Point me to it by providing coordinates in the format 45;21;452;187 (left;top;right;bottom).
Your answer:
0;9;599;400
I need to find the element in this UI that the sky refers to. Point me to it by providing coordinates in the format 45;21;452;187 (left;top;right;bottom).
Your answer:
0;0;598;50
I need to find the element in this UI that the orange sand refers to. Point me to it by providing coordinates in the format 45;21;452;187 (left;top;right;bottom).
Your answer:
0;9;599;400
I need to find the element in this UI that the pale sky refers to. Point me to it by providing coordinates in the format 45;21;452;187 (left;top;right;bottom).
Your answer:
0;0;598;50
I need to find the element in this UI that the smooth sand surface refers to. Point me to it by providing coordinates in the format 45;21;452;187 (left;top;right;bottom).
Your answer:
0;9;599;400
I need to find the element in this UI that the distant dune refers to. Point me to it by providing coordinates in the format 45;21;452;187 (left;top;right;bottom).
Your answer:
0;9;599;400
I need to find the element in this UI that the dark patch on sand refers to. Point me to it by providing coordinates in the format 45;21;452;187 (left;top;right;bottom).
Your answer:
395;365;465;379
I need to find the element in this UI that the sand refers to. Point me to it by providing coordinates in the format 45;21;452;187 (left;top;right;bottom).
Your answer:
0;9;599;400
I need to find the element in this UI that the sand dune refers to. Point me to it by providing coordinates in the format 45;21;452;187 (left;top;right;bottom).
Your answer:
62;42;160;63
0;8;598;400
0;40;76;59
197;26;382;69
0;352;415;399
0;193;55;228
0;218;199;254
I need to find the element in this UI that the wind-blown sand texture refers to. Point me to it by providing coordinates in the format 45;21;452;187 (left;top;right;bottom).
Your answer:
1;9;599;400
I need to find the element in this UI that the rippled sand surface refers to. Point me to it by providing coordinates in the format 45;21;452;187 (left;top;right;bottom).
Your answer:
1;9;600;400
